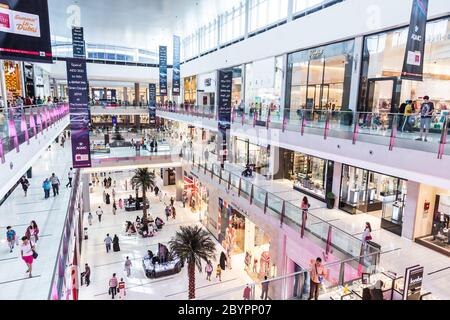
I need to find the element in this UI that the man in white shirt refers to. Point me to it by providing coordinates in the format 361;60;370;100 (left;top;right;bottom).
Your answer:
104;234;113;253
66;168;74;188
96;206;104;223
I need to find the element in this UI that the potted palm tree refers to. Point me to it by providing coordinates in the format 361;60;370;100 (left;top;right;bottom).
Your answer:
169;226;216;300
326;192;336;209
131;168;155;222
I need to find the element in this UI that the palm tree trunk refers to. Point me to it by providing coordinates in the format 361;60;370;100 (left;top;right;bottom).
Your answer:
142;187;147;222
188;262;196;299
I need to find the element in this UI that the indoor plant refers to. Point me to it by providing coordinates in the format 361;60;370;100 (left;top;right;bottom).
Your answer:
326;192;336;209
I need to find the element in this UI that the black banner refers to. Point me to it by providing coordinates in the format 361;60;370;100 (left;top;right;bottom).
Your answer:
66;58;91;168
159;45;167;96
217;70;233;168
148;83;157;128
401;0;429;81
0;0;52;63
172;35;181;96
72;26;85;59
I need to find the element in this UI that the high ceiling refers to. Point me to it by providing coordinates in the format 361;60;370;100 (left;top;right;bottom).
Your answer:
48;0;241;50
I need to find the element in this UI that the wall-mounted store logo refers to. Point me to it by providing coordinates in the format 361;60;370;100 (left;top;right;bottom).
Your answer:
310;48;324;59
0;8;40;37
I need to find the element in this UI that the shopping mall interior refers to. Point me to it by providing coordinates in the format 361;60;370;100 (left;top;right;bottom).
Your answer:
0;0;449;304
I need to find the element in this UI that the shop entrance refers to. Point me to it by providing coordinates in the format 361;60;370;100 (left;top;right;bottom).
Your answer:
366;77;398;114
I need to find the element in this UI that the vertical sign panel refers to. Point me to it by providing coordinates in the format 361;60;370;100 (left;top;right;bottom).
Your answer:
148;83;157;128
159;46;167;96
72;27;85;59
401;0;429;81
66;58;91;168
172;35;181;96
217;70;233;168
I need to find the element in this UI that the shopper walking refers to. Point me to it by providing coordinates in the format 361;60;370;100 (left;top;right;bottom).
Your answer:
96;206;103;223
216;264;222;282
25;221;39;243
42;178;51;199
83;263;91;286
170;196;175;207
309;257;326;300
205;260;213;281
113;235;120;252
87;212;93;226
104;234;113;253
118;198;123;210
300;197;310;239
261;276;269;300
243;285;252;300
20;236;36;278
50;173;60;197
66;168;74;188
124;257;132;277
416;95;434;142
112;202;117;215
108;273;118;299
6;226;17;253
19;176;30;197
118;278;126;300
362;222;372;243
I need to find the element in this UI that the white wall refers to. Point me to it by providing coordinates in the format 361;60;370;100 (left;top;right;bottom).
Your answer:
181;0;450;77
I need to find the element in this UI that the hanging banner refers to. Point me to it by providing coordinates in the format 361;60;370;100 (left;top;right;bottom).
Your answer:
159;45;167;96
217;70;233;168
172;35;181;96
401;0;429;81
66;58;91;168
72;26;85;59
148;83;157;128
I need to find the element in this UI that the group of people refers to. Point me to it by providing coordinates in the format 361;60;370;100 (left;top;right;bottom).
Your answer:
398;95;435;142
13;95;64;108
5;221;40;278
125;215;165;238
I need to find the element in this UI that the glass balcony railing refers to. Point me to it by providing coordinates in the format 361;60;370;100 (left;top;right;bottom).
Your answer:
157;103;450;158
184;148;379;262
0;103;69;159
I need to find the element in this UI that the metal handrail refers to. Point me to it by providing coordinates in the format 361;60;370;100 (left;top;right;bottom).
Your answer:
194;248;399;300
47;170;81;300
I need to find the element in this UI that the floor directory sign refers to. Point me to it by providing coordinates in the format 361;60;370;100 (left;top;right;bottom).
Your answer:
217;70;233;167
159;45;167;96
72;26;85;59
149;83;157;128
401;0;428;81
66;58;91;168
172;35;181;96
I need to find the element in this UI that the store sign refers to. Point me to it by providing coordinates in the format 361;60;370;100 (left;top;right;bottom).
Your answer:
309;48;324;59
172;35;181;96
0;1;52;63
67;58;91;168
217;70;233;168
403;266;424;300
159;45;167;96
148;83;157;128
401;0;429;81
72;26;85;59
204;78;212;87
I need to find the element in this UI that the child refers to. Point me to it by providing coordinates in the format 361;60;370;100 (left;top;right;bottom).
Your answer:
216;264;222;282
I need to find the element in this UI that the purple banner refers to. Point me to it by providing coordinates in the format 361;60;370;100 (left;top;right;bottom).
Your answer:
29;108;37;139
8;109;19;152
66;58;91;168
21;113;29;145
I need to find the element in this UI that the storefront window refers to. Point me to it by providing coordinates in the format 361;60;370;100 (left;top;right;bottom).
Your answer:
339;164;407;235
233;138;270;177
3;61;22;102
359;17;450;115
292;153;327;198
245;56;283;121
286;40;354;119
183;76;197;104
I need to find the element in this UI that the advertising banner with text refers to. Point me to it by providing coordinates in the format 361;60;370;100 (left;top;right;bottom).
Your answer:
0;0;52;63
159;45;167;96
401;0;429;81
149;83;157;128
172;35;181;96
217;70;232;167
72;26;85;59
66;58;91;168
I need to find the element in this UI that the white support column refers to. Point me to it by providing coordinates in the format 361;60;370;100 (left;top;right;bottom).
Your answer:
19;62;26;98
331;161;342;208
0;60;8;111
81;173;91;213
244;0;250;39
279;54;288;116
402;181;420;240
217;15;222;50
348;36;364;111
287;0;294;22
